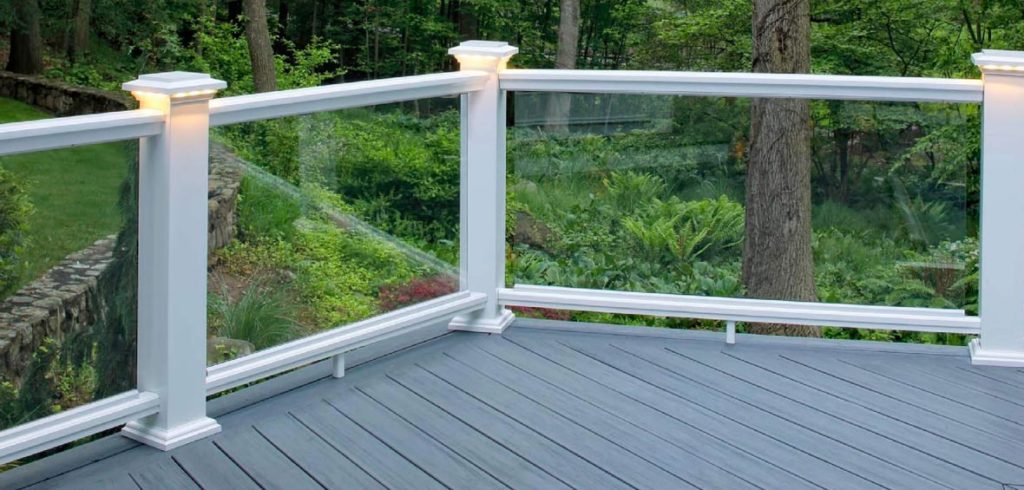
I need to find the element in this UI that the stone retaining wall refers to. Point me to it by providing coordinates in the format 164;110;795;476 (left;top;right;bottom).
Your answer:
0;74;245;381
0;157;243;382
0;71;134;115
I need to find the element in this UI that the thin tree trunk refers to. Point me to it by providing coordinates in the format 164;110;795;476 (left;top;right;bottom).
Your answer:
243;0;278;92
743;0;819;336
456;0;478;40
69;0;92;61
7;0;44;74
545;0;579;133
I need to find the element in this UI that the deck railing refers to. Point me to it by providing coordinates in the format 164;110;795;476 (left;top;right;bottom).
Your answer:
0;40;1021;464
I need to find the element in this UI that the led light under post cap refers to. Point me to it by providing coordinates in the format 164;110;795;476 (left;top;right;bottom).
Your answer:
123;71;227;99
973;50;1024;74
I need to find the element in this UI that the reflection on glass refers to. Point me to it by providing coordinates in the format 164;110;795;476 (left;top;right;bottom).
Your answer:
508;93;976;343
0;100;137;431
207;99;460;365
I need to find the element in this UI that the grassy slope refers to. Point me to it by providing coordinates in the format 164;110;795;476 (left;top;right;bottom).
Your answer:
0;98;129;289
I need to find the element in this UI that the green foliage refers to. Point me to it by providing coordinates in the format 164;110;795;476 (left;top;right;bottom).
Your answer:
0;165;32;296
237;176;303;240
208;281;300;351
0;97;129;295
220;177;421;329
330;110;461;242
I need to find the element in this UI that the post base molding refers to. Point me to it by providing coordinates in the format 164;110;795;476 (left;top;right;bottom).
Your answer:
449;309;515;334
969;338;1024;367
121;417;221;451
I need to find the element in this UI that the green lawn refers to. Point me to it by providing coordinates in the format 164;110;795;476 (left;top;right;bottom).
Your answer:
0;97;129;290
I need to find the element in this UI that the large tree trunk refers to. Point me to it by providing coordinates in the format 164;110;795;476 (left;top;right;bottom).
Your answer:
544;0;579;132
69;0;92;61
243;0;278;92
6;0;44;74
743;0;819;336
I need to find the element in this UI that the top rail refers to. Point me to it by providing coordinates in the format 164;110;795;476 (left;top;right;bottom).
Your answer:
0;109;164;157
499;69;984;103
209;71;490;126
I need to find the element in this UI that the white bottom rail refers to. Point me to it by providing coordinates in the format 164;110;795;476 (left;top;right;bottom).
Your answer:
0;390;160;465
499;285;980;335
206;290;487;395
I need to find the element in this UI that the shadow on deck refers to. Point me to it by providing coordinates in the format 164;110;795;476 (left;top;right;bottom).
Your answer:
4;319;1024;489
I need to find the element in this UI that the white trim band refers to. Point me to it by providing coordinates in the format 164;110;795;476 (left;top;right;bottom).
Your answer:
0;390;159;465
499;70;983;103
209;72;489;126
205;291;487;395
499;285;980;334
0;109;164;156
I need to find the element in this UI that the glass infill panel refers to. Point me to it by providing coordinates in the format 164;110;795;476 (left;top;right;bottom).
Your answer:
0;121;138;430
508;92;976;343
208;97;460;366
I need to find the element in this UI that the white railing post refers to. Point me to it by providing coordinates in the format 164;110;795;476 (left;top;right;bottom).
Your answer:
970;51;1024;366
120;72;227;448
448;41;518;333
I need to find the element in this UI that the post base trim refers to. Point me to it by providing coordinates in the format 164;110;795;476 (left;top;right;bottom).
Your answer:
449;309;515;334
122;417;221;451
969;338;1024;367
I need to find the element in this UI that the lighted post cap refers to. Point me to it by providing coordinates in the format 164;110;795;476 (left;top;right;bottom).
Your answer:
449;41;518;71
448;40;519;58
123;71;227;99
973;50;1024;74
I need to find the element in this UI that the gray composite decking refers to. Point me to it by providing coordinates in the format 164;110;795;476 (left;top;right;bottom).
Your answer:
4;319;1024;489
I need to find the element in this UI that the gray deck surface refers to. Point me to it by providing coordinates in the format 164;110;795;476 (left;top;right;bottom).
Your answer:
5;319;1024;489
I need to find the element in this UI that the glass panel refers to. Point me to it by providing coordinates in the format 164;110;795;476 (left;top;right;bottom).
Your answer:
508;92;977;342
208;97;459;365
0;98;138;430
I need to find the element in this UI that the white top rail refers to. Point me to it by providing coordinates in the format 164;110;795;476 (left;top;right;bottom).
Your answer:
0;109;164;157
209;71;490;126
499;69;984;103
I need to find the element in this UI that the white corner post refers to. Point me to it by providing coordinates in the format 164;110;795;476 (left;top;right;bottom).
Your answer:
448;41;519;334
121;72;227;448
970;51;1024;367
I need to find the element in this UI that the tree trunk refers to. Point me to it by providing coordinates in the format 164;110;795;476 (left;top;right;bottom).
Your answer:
456;0;478;40
69;0;92;61
743;0;819;336
7;0;44;74
545;0;579;133
243;0;278;92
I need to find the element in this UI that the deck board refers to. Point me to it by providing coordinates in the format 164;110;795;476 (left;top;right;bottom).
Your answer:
7;319;1024;490
252;414;384;489
171;440;258;490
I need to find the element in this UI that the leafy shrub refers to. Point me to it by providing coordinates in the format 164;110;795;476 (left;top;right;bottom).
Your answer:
331;111;461;241
378;275;457;311
0;165;32;295
209;281;300;351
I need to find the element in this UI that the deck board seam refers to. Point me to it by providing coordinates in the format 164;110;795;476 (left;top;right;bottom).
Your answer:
559;340;886;489
209;440;267;490
657;345;989;488
381;371;589;490
776;354;1024;470
500;336;825;489
320;398;454;490
250;425;331;490
413;362;642;490
953;367;1024;390
284;412;391;489
840;358;1024;416
351;384;516;490
472;341;768;489
439;350;703;489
